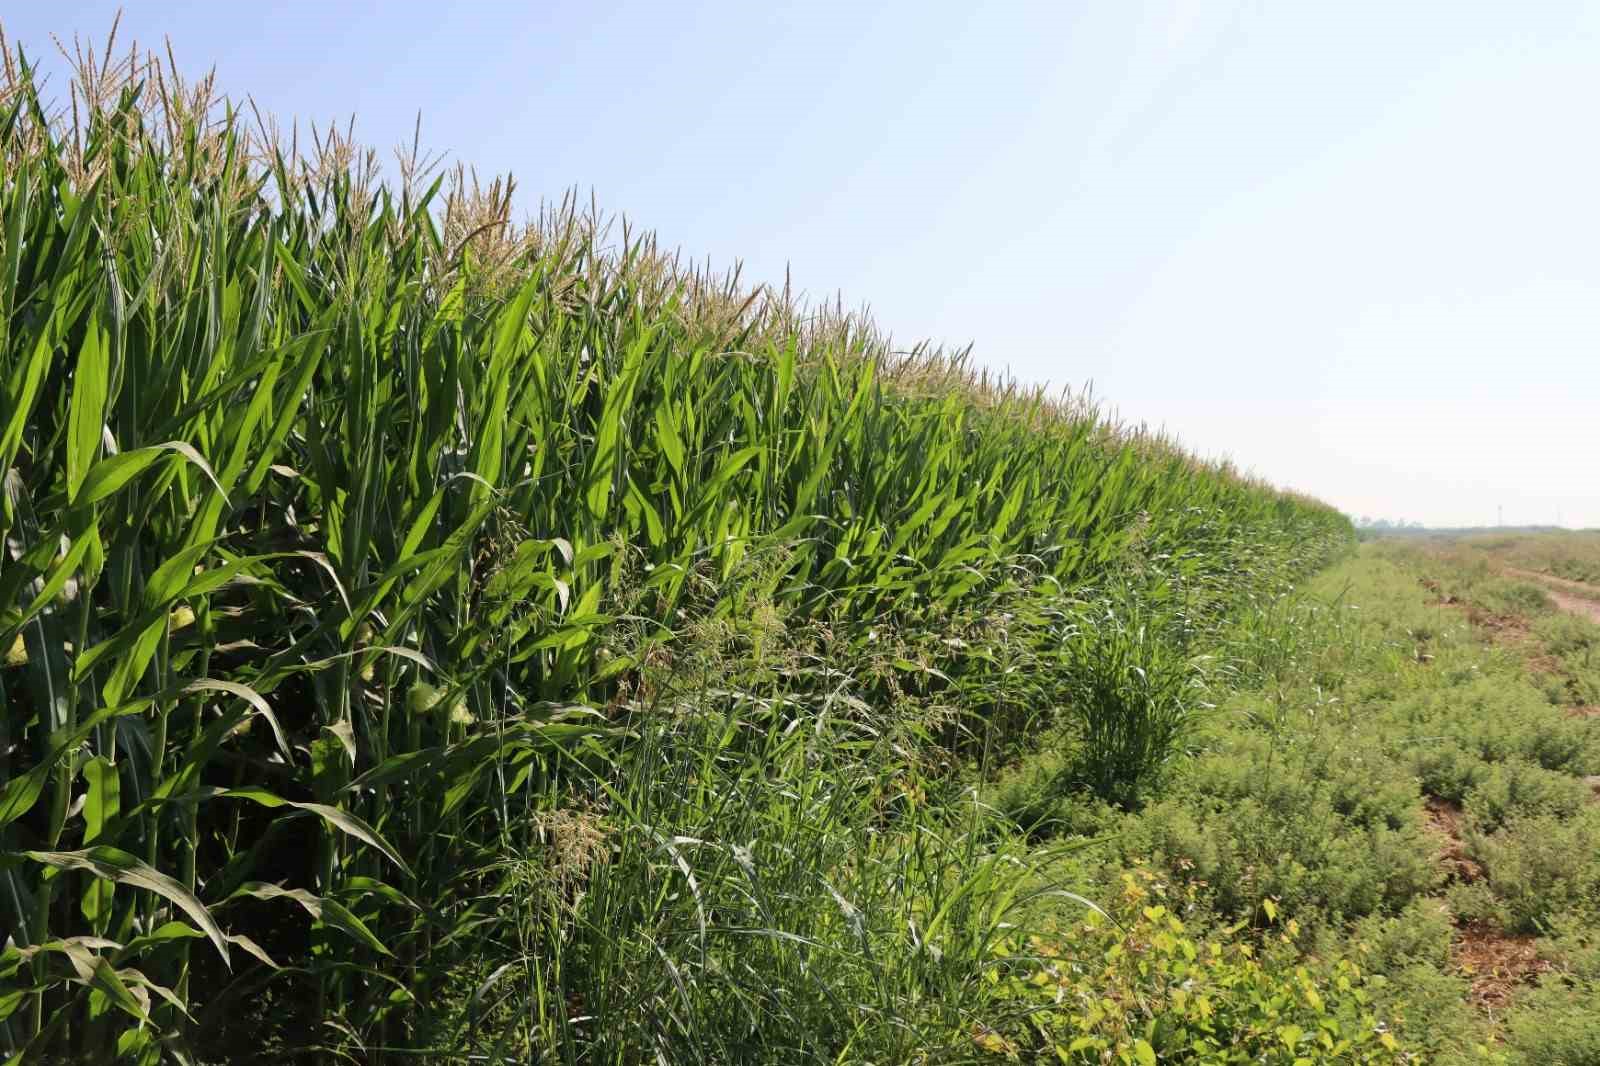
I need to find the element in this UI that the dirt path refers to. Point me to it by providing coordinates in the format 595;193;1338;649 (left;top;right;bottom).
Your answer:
1417;571;1599;1019
1420;797;1553;1013
1505;567;1600;624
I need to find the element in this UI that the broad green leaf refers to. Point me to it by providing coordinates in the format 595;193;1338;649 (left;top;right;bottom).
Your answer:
183;678;290;760
224;882;393;957
222;789;411;877
86;956;150;1025
0;328;54;476
654;403;685;476
76;441;224;509
24;848;230;966
81;757;120;844
65;309;108;502
79;756;121;925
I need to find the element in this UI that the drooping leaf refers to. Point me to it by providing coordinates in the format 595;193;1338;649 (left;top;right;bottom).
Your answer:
24;848;230;966
221;789;411;877
223;882;394;957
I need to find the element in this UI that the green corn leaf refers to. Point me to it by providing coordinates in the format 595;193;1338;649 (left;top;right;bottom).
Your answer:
75;441;224;509
182;678;291;761
654;403;685;477
113;919;205;960
221;788;411;878
79;756;121;926
0;698;152;830
86;955;151;1025
0;326;55;478
224;882;394;958
23;848;230;967
65;308;109;503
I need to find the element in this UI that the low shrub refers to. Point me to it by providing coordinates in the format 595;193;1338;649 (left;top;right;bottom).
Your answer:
1346;898;1456;972
1461;759;1592;834
1121;791;1437;925
986;743;1121;840
1411;741;1491;804
1458;809;1600;934
1533;612;1600;660
1471;578;1552;617
1369;963;1485;1062
1331;902;1487;1057
1390;675;1600;783
977;869;1415;1064
1503;986;1600;1066
1181;731;1419;833
1499;912;1600;1064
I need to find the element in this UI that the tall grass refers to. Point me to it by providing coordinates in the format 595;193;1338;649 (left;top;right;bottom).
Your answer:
0;27;1351;1062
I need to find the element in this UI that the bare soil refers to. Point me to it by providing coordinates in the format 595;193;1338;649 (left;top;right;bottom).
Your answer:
1420;798;1554;1014
1505;567;1600;624
1415;572;1593;1018
1454;920;1554;1014
1423;797;1482;883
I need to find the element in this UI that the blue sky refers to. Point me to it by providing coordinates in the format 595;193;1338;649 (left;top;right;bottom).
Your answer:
8;2;1598;527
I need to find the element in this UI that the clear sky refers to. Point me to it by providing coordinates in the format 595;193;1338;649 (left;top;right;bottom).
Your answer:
7;2;1598;527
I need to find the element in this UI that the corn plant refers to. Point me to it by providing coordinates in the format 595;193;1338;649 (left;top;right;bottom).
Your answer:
0;27;1352;1062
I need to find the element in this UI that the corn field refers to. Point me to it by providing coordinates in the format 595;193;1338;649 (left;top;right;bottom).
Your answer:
0;31;1351;1064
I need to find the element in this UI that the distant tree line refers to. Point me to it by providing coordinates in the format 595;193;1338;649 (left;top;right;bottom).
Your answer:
1349;516;1563;541
1356;517;1426;531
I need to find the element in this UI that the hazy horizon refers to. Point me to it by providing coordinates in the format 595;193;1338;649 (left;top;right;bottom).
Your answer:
7;2;1596;527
